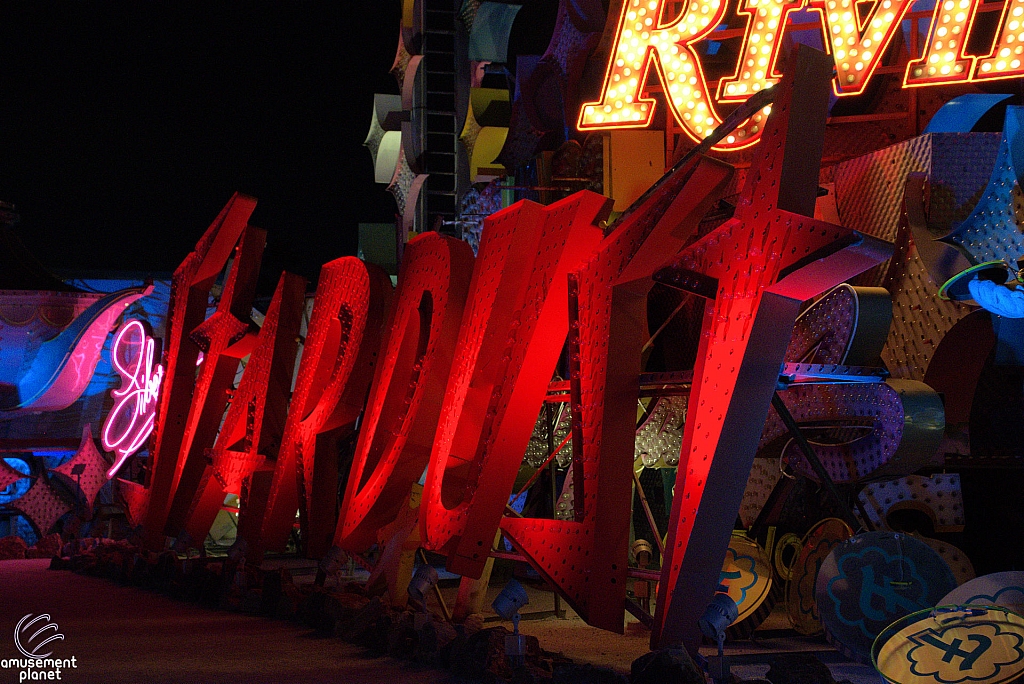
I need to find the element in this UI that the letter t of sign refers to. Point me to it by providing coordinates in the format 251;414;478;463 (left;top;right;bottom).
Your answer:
650;46;892;651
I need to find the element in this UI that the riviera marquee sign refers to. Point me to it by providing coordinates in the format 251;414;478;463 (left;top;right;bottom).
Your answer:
578;0;1024;149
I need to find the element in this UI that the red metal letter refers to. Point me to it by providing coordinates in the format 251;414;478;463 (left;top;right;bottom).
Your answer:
420;192;610;577
333;233;474;551
258;257;393;558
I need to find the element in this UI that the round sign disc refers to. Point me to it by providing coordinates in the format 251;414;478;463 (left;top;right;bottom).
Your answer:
786;518;854;636
873;605;1024;684
941;572;1024;615
720;533;775;639
816;531;959;664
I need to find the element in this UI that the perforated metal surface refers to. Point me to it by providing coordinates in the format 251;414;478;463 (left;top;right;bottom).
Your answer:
762;380;944;483
143;194;258;548
651;47;892;650
833;133;999;286
856;474;965;533
738;458;783;529
944;125;1024;266
49;426;110;512
10;477;70;537
334;233;474;552
418;192;608;581
526;405;573;468
258;258;392;559
499;149;733;632
919;536;975;587
181;272;306;548
634;396;686;469
162;226;267;538
117;479;149;528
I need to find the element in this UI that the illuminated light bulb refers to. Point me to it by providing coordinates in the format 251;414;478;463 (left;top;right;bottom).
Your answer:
727;135;736;143
937;26;947;36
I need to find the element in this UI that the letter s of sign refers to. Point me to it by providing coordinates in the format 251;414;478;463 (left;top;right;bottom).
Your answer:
102;319;165;480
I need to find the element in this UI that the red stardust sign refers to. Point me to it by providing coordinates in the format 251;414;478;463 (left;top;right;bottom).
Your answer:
134;55;892;651
102;319;164;480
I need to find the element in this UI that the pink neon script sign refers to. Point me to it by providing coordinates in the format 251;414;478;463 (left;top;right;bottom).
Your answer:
102;319;164;479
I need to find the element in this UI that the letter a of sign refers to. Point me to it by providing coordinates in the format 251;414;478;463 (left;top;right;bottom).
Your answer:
333;233;474;552
179;271;307;547
258;257;393;558
419;192;610;578
650;46;891;650
500;155;734;631
160;225;267;539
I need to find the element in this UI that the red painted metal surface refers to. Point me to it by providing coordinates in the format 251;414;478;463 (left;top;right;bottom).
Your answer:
419;191;609;578
651;47;892;650
181;272;307;547
499;152;734;631
333;232;474;552
258;257;393;559
10;477;70;537
161;225;266;539
51;426;110;511
143;194;260;548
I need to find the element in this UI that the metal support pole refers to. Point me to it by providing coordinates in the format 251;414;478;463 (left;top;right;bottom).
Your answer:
632;469;666;558
417;548;452;622
770;392;861;531
545;401;566;619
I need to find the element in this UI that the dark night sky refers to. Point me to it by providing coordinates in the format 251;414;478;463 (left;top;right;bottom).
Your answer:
0;2;402;293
